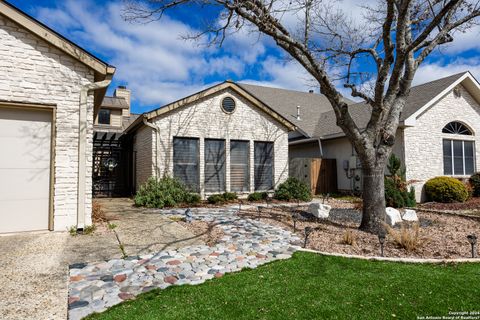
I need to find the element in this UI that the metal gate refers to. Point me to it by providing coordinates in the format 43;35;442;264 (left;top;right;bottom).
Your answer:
93;132;128;197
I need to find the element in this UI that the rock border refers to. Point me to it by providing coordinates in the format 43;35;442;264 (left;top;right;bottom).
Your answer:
412;207;480;220
298;248;480;264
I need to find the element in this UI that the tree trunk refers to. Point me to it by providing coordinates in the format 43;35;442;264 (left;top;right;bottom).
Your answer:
359;166;386;234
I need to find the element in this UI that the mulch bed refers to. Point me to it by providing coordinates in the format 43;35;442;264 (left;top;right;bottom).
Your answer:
178;220;225;247
418;197;480;217
239;199;480;259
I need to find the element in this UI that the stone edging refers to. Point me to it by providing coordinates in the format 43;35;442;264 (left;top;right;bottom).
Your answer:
410;207;480;220
298;248;480;264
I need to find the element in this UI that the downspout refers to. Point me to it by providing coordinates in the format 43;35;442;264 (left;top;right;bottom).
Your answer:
142;116;161;178
317;137;323;158
77;76;112;230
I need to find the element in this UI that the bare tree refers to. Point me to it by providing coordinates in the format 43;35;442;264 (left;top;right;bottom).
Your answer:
124;0;480;233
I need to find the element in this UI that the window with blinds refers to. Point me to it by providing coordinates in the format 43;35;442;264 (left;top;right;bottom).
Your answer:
443;139;475;175
173;137;199;191
254;141;274;190
230;140;249;192
204;139;226;192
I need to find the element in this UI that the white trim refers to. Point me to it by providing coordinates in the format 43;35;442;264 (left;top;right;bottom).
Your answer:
404;72;480;125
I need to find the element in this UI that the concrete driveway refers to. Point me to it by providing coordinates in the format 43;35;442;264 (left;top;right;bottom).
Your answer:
0;198;203;320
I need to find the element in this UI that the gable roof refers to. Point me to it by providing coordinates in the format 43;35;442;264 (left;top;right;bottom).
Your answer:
0;0;115;78
142;81;297;131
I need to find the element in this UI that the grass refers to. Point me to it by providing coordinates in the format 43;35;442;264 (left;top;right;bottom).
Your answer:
87;252;480;320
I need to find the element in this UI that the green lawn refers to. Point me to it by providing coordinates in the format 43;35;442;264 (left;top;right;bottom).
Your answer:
88;252;480;320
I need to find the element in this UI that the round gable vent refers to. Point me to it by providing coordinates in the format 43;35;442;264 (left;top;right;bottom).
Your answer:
221;97;236;113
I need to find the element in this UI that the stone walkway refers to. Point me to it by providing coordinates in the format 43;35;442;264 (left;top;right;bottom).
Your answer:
68;208;301;319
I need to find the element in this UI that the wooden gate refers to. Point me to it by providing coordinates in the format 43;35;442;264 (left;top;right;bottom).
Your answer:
289;158;337;195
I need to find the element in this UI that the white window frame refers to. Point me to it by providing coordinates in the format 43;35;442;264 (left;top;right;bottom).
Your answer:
443;138;476;176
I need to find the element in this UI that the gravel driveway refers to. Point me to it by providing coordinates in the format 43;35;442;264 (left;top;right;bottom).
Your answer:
0;198;202;320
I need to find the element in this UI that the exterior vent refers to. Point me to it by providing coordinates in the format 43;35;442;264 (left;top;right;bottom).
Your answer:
221;97;236;113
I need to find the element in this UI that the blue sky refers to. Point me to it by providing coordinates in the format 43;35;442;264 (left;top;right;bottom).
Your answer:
8;0;480;114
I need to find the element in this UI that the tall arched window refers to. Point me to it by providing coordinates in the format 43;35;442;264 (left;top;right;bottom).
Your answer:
442;122;475;176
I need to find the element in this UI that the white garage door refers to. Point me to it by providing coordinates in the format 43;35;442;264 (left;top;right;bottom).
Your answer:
0;106;52;233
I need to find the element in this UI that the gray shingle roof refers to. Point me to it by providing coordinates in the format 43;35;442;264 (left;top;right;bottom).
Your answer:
238;83;353;136
101;96;129;109
239;72;467;138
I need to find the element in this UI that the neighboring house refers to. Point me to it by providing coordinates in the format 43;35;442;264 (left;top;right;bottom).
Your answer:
280;72;480;202
0;1;115;233
92;86;140;197
124;82;295;197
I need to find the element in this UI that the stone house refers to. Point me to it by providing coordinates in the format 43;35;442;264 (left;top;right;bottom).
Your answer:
121;72;480;202
124;82;295;198
286;72;480;202
0;1;115;233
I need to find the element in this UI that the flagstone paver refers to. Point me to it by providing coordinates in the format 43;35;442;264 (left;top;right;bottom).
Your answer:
68;208;301;319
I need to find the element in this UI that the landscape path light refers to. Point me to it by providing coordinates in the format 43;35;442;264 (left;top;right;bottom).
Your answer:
467;234;477;258
378;231;386;257
304;226;313;248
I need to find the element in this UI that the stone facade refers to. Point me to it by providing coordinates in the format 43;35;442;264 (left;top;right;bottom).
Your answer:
0;15;95;230
134;88;290;197
403;85;480;201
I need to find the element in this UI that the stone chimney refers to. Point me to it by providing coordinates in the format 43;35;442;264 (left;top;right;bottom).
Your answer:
114;86;131;118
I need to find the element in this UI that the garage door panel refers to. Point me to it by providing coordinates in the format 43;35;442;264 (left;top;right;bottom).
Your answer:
0;199;49;233
0;168;50;200
0;136;51;168
0;107;52;233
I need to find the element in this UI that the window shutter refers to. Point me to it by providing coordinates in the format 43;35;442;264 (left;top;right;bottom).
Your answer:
254;142;274;190
173;137;199;191
204;139;226;192
230;141;249;192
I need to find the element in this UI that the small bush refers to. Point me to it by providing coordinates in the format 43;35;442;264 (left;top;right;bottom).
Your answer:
207;194;226;205
274;177;312;202
469;172;480;197
384;154;416;208
425;176;469;203
184;193;201;205
385;223;421;252
341;229;357;246
222;192;238;201
247;192;269;201
134;176;201;208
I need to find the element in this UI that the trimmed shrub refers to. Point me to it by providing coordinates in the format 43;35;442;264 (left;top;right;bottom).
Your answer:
247;192;269;202
222;192;238;201
425;176;469;203
274;177;312;202
469;172;480;197
184;193;201;205
207;194;226;205
134;176;201;208
384;154;416;208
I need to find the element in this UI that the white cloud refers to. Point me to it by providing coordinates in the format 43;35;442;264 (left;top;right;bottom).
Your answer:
414;58;480;85
241;56;316;91
32;0;480;112
34;0;270;111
